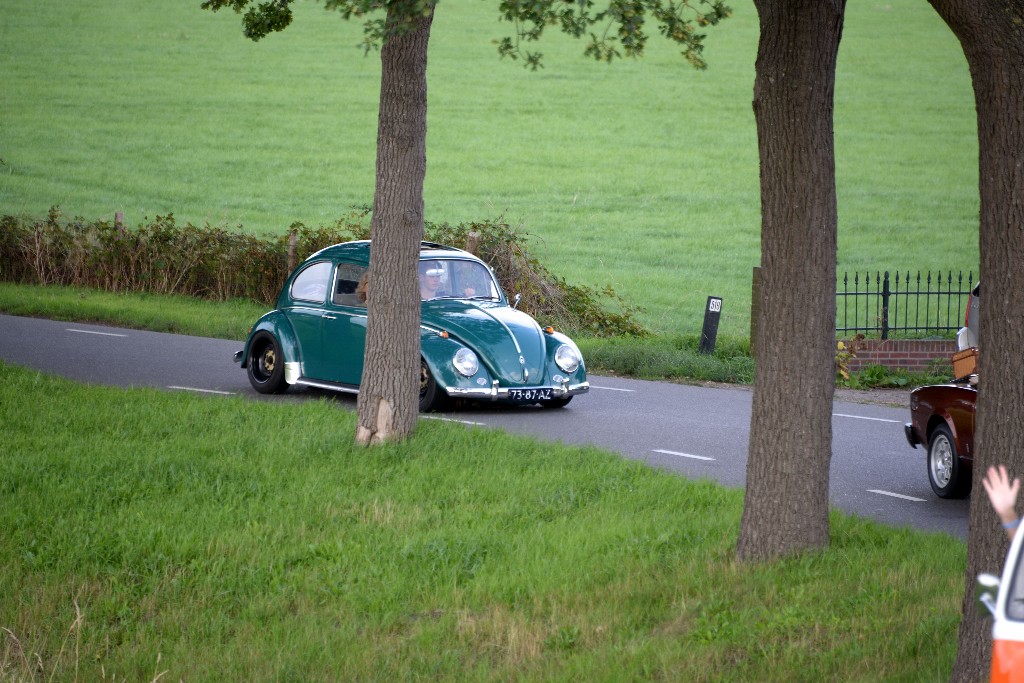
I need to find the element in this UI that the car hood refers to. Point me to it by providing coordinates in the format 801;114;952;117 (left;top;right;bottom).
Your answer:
422;300;546;385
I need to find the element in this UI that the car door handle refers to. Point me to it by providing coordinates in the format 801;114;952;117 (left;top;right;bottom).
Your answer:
322;313;338;320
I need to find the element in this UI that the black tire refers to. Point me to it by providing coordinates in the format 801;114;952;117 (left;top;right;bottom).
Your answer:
419;360;448;412
927;423;971;499
540;396;573;409
247;332;288;395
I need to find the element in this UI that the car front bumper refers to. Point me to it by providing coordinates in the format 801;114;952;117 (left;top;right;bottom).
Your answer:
904;422;920;449
445;380;589;401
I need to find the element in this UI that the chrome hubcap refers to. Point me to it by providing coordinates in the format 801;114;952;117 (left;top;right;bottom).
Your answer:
419;363;429;397
930;437;952;488
261;348;276;374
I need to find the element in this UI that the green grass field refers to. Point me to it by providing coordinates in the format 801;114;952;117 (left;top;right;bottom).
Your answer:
0;0;979;337
0;361;965;681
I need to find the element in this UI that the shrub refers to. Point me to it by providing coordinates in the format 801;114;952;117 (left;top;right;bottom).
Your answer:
0;207;648;337
425;217;648;337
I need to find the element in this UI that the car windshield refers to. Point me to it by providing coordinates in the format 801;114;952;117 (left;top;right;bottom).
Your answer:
418;259;501;302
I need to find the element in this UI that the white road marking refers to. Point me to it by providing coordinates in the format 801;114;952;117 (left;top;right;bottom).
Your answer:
589;385;636;392
66;328;128;338
868;489;926;502
167;386;236;395
652;449;715;461
422;416;487;426
833;413;901;424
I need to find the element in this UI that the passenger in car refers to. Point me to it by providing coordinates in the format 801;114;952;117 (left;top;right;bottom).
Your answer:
356;272;369;305
984;464;1021;541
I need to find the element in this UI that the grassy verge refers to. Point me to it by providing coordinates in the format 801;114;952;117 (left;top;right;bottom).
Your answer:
0;361;963;681
578;334;754;384
0;282;266;340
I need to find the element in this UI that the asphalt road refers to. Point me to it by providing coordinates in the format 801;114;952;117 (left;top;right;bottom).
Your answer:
0;313;969;539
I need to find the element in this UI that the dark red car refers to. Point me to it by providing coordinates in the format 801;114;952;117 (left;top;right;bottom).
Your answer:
905;380;977;498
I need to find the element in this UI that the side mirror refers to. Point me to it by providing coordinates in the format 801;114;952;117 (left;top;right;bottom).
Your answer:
512;293;522;309
977;573;1000;617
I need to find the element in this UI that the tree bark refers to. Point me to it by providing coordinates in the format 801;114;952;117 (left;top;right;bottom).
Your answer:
927;2;1024;680
355;6;434;445
736;0;846;562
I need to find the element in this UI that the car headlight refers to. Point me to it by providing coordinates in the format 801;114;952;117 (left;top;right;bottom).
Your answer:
453;348;479;377
554;344;581;373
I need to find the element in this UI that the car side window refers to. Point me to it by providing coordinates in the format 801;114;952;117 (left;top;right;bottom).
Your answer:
333;263;368;308
291;261;332;303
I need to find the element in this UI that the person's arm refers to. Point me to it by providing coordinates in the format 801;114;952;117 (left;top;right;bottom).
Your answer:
983;464;1021;541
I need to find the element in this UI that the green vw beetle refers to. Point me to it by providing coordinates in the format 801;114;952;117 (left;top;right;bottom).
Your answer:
234;240;589;411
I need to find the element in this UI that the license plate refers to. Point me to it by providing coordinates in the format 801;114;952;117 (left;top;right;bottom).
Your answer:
507;388;552;402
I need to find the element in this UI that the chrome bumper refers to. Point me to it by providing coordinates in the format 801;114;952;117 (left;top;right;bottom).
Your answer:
445;380;590;401
904;423;920;449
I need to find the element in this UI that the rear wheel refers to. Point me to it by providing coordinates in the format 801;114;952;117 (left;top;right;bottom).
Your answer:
247;332;288;395
927;423;970;498
419;360;448;412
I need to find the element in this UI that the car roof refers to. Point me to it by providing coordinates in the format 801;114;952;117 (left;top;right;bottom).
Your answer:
307;240;475;266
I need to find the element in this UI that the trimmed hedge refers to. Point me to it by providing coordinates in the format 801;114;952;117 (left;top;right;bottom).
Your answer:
0;207;647;337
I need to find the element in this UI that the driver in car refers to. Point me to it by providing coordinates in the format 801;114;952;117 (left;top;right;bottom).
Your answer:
419;265;444;300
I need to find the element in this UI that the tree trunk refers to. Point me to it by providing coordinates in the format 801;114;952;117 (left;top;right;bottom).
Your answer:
355;6;434;446
736;0;846;562
927;2;1024;680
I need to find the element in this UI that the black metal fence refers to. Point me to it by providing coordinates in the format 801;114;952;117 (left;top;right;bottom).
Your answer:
836;270;975;339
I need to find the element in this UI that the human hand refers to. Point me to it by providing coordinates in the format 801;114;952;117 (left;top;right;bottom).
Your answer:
983;464;1020;524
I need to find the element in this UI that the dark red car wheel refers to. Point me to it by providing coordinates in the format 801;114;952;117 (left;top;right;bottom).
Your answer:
927;423;971;498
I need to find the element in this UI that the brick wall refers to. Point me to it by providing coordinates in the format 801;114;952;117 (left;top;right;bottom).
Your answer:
843;338;956;373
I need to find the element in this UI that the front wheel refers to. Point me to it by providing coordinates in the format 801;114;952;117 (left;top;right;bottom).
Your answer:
247;332;288;395
419;360;448;412
927;423;970;498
